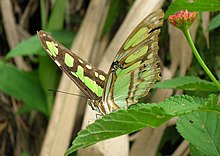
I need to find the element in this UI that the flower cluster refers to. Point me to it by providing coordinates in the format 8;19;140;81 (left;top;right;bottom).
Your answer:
168;10;196;30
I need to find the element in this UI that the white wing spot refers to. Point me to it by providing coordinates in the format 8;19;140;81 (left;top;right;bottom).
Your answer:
46;49;52;56
54;60;61;67
86;64;92;69
78;59;83;64
47;35;51;39
147;53;153;59
95;72;99;77
151;16;157;22
99;74;105;81
151;42;156;49
154;20;160;24
43;33;46;36
150;36;155;40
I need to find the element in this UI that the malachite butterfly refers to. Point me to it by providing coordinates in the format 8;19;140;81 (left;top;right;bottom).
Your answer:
37;9;164;115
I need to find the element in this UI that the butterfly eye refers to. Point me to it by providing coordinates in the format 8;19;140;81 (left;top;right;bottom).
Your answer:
111;61;124;73
112;61;119;67
111;61;118;72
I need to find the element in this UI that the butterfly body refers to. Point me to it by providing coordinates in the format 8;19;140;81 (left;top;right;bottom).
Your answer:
38;9;164;115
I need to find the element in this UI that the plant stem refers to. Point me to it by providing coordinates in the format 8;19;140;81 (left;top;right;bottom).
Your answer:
182;29;220;91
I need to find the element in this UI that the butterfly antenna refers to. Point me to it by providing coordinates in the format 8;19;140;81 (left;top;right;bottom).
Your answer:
48;89;88;99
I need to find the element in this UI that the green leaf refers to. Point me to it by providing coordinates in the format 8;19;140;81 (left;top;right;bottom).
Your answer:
207;13;220;31
46;0;67;30
5;30;75;59
153;76;218;92
190;144;208;156
65;106;171;155
65;95;218;155
101;0;124;38
0;61;48;116
40;0;47;29
177;112;220;155
38;56;61;114
5;35;45;59
165;0;220;19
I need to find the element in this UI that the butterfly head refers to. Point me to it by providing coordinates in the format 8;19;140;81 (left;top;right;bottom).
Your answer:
88;99;107;115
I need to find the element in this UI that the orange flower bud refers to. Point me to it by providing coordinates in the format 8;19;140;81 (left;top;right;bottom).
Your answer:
168;10;196;30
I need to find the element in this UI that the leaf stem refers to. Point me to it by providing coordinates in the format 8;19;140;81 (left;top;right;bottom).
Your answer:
182;29;220;91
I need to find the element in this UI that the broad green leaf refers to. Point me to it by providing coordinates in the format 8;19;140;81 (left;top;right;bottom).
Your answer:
177;112;220;155
190;144;208;156
0;61;48;116
5;35;45;58
153;76;218;92
5;30;75;59
207;13;220;31
38;56;61;114
165;0;220;18
65;95;218;155
40;0;47;29
46;0;67;30
66;106;171;156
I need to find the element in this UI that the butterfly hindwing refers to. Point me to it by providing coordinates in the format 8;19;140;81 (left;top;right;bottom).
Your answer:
102;9;164;112
37;31;106;100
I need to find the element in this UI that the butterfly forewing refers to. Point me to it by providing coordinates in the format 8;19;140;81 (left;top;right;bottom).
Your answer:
37;31;106;100
102;9;164;112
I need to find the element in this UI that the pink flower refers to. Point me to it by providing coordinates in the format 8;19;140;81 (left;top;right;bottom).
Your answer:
168;10;196;30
